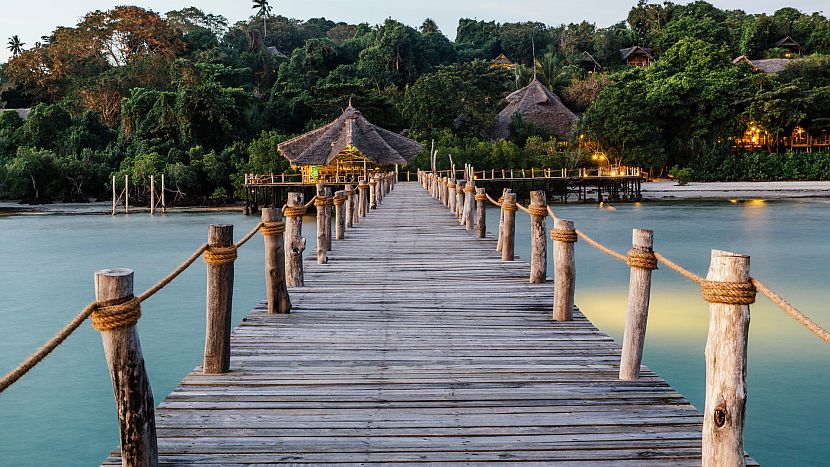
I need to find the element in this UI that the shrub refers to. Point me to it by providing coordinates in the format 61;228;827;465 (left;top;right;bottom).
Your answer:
669;165;694;185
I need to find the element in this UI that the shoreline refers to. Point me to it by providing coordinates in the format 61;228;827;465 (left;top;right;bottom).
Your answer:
0;202;244;217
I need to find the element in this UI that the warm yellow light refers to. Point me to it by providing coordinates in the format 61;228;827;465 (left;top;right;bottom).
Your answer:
600;155;606;160
751;136;758;143
729;199;738;204
592;155;598;160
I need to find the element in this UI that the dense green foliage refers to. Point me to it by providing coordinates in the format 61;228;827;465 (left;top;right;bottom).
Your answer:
1;2;830;203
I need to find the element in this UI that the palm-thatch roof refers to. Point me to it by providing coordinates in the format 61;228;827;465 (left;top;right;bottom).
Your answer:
278;106;423;166
732;56;794;73
774;36;802;52
620;46;653;61
493;53;514;66
581;51;602;72
490;79;578;141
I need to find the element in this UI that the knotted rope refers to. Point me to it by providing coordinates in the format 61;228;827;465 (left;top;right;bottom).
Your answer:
368;181;377;187
463;185;476;193
456;186;463;194
91;296;142;332
700;280;756;305
527;204;549;217
551;228;578;243
333;196;346;207
260;221;286;236
501;201;518;213
474;194;487;202
283;205;307;218
314;196;332;209
447;183;456;189
344;189;355;196
627;249;658;270
358;184;367;191
203;246;238;266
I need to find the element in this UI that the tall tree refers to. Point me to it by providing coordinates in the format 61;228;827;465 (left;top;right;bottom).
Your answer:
7;35;25;57
252;0;273;36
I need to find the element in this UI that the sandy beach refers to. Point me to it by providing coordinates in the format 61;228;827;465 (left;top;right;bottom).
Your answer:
642;180;830;200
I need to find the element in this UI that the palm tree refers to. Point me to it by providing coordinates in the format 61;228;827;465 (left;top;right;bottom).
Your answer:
420;18;439;34
534;52;566;89
7;35;25;57
251;0;273;37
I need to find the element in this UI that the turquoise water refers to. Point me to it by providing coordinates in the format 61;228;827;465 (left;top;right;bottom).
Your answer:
1;198;829;465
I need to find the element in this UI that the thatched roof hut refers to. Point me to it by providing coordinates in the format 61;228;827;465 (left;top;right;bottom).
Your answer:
490;79;578;141
278;106;423;182
732;56;794;74
581;51;602;73
491;53;515;69
774;36;802;57
620;46;653;67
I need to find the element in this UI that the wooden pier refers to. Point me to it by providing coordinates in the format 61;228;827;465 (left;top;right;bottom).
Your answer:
103;182;753;465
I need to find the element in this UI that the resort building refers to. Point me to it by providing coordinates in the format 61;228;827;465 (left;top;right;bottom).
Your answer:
774;36;802;58
581;51;602;73
490;78;578;141
277;105;423;183
491;53;515;69
620;46;653;67
732;55;795;74
734;124;830;153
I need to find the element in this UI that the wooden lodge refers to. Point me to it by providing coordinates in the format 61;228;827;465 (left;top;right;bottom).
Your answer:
581;51;602;73
277;105;423;184
491;53;515;69
734;123;830;153
775;36;802;58
620;46;653;67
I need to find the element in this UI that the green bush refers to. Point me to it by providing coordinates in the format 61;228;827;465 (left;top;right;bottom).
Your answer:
669;165;694;185
691;153;830;181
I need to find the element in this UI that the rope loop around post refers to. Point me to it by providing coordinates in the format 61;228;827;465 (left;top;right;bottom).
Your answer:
344;189;355;196
358;185;367;191
551;229;578;243
627;249;658;270
447;183;456;189
260;221;286;237
527;204;549;217
700;280;756;305
283;205;307;218
333;196;346;207
368;181;377;187
502;202;518;213
203;246;238;266
463;185;476;193
314;196;333;207
91;296;142;331
474;194;487;202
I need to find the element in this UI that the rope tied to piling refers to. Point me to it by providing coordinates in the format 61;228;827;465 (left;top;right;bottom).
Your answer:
368;181;377;187
463;185;476;193
446;183;456;189
474;194;487;202
203;246;238;266
333;196;346;207
456;186;463;194
260;221;286;236
627;249;658;270
527;204;549;217
90;296;142;331
551;228;578;243
501;201;518;213
700;280;756;305
283;205;307;218
314;196;332;207
344;189;355;196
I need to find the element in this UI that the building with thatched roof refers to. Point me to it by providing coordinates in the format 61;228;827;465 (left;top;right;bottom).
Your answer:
774;36;802;58
491;53;515;69
278;105;423;183
732;56;795;74
620;46;653;67
581;51;602;73
490;79;578;141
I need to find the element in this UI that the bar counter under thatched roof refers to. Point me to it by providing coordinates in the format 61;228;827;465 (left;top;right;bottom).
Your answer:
490;79;578;141
278;105;423;166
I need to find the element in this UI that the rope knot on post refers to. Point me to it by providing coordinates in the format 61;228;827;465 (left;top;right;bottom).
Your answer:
447;183;456;189
333;196;346;207
368;181;377;187
283;205;307;218
203;246;238;266
527;204;549;217
627;249;658;270
91;296;141;331
463;185;476;193
474;194;487;202
314;196;332;207
344;189;355;196
502;202;518;213
260;221;286;237
700;280;756;305
551;229;578;243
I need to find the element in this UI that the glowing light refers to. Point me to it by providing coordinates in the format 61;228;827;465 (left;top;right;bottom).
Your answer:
729;199;738;203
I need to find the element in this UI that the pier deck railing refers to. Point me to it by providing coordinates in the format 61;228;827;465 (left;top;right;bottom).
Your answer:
418;168;830;467
0;173;397;465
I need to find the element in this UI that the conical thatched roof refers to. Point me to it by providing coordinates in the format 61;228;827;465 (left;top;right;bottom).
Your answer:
490;79;578;140
278;106;424;166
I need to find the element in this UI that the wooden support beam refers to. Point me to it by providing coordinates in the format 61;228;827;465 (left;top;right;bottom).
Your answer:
501;192;516;261
316;185;328;264
285;192;306;287
475;187;486;239
261;208;291;314
204;224;234;374
529;190;547;284
619;229;654;380
553;218;575;321
334;190;346;240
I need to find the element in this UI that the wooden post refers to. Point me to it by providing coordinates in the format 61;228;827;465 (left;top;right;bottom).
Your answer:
447;179;456;214
463;180;474;231
369;179;378;209
111;175;116;215
496;188;510;252
334;190;346;240
553;218;576;321
204;224;234;374
160;174;165;213
456;180;466;222
262;208;291;314
284;192;306;287
501;192;516;261
702;250;751;467
475;188;486;239
324;187;333;251
345;184;355;228
619;229;654;380
358;179;367;218
316;185;327;264
529;190;547;283
94;268;158;466
150;175;155;215
124;174;129;213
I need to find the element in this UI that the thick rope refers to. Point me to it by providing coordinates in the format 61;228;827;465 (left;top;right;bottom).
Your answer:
447;183;456;189
333;196;346;207
551;229;578;243
283;205;307;218
752;278;830;345
314;196;332;208
515;202;530;214
627;249;658;270
502;201;518;213
576;229;626;261
344;189;355;196
235;222;264;248
701;280;756;305
358;185;367;191
474;194;487;202
463;185;476;193
303;196;318;210
203;246;238;266
527;204;549;217
654;252;704;284
484;193;502;207
91;296;142;331
368;181;377;187
260;221;286;236
139;244;208;302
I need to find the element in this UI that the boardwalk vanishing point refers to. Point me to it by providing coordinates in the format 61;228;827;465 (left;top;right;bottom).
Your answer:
103;181;755;465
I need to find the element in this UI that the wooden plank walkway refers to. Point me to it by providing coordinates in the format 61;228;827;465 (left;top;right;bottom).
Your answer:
105;182;755;465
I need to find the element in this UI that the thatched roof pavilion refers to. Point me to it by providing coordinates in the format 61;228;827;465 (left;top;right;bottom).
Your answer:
278;105;423;182
732;56;794;74
490;79;578;141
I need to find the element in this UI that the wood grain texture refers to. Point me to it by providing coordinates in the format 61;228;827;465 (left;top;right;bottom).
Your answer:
284;193;305;287
620;229;653;380
475;187;486;239
261;208;291;315
315;185;327;265
553;218;575;321
529;190;547;284
501;192;516;262
102;183;756;466
204;225;234;374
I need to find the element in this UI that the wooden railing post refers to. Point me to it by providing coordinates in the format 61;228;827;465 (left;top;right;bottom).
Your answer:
94;268;158;466
702;250;751;467
204;224;234;374
456;180;466;222
334;190;346;240
358;179;368;217
315;185;328;264
619;229;654;379
552;218;576;321
475;188;486;239
262;208;291;314
369;178;378;210
463;180;475;231
284;192;306;287
345;184;355;228
377;175;384;205
529;190;547;283
324;187;333;251
446;179;456;214
496;188;510;253
501;192;517;261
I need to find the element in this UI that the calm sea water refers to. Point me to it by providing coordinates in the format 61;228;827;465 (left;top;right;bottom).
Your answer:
1;198;828;465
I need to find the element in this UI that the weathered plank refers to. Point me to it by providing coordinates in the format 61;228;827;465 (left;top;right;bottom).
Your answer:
103;182;756;465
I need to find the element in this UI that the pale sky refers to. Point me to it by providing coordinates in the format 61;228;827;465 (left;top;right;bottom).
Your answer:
1;0;827;62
